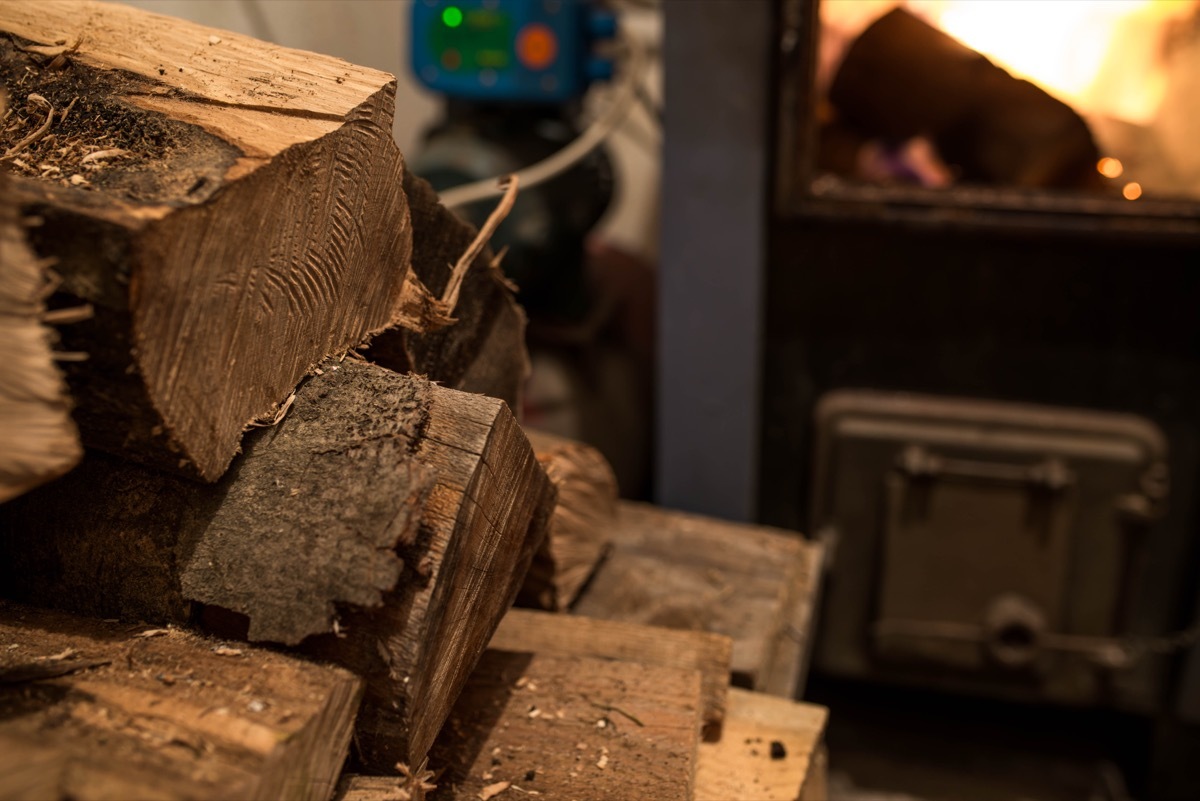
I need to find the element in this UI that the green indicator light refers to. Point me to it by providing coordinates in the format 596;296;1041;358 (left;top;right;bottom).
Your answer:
442;6;463;28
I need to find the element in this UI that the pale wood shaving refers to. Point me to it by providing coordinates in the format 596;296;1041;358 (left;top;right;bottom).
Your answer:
479;780;511;800
392;175;518;333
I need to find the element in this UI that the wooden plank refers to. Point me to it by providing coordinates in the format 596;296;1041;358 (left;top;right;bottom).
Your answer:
333;775;411;801
765;534;826;700
801;745;829;801
517;430;618;611
491;608;732;740
429;650;704;801
695;688;828;801
0;600;362;801
574;501;824;698
0;361;556;772
0;734;67;801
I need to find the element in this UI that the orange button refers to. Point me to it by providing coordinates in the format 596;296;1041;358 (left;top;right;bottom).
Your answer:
517;23;557;71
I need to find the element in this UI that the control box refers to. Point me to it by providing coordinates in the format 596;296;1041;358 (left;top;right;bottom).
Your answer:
411;0;616;103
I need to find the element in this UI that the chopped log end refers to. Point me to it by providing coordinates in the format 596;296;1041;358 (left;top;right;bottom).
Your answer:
408;395;557;762
0;1;415;482
129;102;413;482
0;36;240;204
346;374;557;770
519;430;618;611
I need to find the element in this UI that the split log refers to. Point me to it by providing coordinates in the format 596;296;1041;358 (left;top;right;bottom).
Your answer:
574;502;825;698
428;649;704;801
492;608;732;740
517;429;617;610
695;688;829;801
0;128;81;503
0;0;413;481
0;360;556;772
0;600;363;801
366;170;530;412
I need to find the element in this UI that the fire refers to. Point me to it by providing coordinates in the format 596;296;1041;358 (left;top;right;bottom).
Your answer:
822;0;1198;125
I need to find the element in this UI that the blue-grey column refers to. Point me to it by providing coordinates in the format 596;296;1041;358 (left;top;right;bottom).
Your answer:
657;0;772;521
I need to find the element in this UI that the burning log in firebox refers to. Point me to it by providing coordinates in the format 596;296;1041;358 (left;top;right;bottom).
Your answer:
817;7;1103;191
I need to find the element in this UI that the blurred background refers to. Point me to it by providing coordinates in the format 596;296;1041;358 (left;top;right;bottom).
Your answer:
117;2;1200;798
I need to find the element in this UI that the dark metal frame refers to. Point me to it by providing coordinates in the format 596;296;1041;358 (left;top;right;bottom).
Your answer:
774;0;1200;240
761;0;1200;721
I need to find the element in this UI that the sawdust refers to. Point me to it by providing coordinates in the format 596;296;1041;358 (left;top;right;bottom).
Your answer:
0;34;238;204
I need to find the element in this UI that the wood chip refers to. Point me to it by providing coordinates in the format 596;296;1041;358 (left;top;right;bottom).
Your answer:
136;628;171;638
41;304;94;325
79;148;129;165
478;780;511;800
41;647;76;661
212;646;243;657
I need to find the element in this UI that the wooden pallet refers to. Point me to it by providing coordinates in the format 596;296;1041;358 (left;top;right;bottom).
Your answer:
574;502;824;698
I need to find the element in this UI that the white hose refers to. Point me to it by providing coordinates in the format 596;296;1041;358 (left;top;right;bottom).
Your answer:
437;35;647;210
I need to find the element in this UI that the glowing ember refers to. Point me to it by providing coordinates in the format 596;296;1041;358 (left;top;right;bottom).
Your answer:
1097;157;1124;179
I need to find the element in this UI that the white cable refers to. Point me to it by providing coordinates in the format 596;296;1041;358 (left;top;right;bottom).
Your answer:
437;34;647;210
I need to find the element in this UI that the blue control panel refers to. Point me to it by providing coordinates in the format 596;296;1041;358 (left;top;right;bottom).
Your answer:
411;0;616;103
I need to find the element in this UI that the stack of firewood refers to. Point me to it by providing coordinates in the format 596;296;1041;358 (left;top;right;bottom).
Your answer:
0;4;829;800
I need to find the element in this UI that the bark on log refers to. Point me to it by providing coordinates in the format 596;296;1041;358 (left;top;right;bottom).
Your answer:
366;170;529;412
0;600;363;801
517;430;617;610
0;0;413;481
0;131;81;503
0;360;556;772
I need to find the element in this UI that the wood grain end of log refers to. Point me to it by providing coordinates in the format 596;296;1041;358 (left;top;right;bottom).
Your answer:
518;430;618;611
342;368;556;772
0;2;415;482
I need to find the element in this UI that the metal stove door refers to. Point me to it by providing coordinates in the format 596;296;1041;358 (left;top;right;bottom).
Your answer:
873;445;1077;672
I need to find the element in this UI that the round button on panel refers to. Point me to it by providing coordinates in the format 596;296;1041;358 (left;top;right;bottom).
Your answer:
516;23;558;71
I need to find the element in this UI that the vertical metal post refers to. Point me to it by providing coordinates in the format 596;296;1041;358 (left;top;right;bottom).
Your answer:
657;0;772;521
